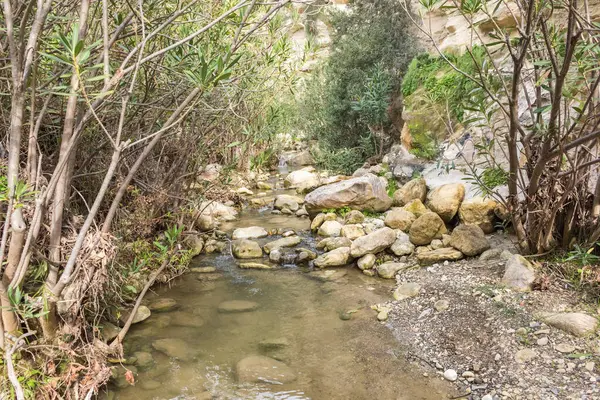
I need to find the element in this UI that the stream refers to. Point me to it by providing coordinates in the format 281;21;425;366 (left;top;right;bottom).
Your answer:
110;171;452;400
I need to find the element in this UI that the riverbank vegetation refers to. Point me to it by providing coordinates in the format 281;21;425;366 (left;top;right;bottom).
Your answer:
0;0;300;397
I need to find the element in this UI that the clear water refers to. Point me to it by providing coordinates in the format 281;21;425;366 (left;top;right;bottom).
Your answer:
112;187;452;400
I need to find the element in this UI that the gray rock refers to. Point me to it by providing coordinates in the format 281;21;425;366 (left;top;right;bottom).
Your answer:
148;298;178;312
345;210;365;224
377;262;408;279
152;338;194;360
341;224;365;240
443;369;458;382
314;247;352;268
274;194;304;211
264;236;302;254
318;220;343;237
317;237;352;251
119;305;151;325
502;255;535;291
449;224;490;256
537;312;598;337
232;226;268;240
417;248;463;265
434;299;449;312
350;227;396;258
555;343;575;353
304;173;392;217
515;348;537;363
357;254;376;270
390;231;415;256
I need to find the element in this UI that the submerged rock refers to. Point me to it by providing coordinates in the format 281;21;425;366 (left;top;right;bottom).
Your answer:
309;269;348;282
218;300;259;313
236;355;297;384
148;298;178;312
304;173;392;216
152;338;194;360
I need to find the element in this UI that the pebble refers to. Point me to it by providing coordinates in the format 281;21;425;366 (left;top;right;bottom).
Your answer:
434;299;449;312
537;337;549;346
462;371;475;379
444;369;458;382
494;354;501;361
482;395;493;400
555;343;575;354
585;362;595;372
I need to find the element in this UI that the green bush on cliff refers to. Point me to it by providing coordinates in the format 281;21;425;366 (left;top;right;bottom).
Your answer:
300;0;418;174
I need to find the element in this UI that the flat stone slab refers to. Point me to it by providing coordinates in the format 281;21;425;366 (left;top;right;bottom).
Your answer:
218;300;259;313
148;298;178;312
190;266;217;273
239;262;274;270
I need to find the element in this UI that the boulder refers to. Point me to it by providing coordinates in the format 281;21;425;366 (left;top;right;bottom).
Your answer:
197;215;216;232
402;199;429;218
310;213;327;231
318;220;343;237
148;298;178;312
274;195;304;211
377;262;408;279
390;231;415;256
384;208;416;232
417;248;464;265
537;312;598;337
198;201;238;221
218;300;259;313
232;226;268;240
357;254;376;270
345;210;365;224
341;224;366;240
502;255;535;291
263;236;302;254
313;247;352;268
304;173;392;216
282;150;314;166
232;239;263;259
350;227;396;258
152;338;193;360
236;355;297;384
184;234;204;256
393;178;427;206
459;198;499;233
409;212;447;245
393;282;421;301
317;237;352;251
296;207;309;217
284;170;320;192
426;183;465;222
449;224;490;256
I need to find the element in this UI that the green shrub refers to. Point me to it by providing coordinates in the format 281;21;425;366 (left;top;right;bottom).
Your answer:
299;0;418;172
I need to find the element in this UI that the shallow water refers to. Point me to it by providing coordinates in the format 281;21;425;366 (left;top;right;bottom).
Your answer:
112;188;452;400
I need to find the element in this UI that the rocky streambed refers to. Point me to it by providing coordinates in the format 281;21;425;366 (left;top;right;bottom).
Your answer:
106;164;600;400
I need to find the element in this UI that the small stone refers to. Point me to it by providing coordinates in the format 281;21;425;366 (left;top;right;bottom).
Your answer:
515;327;528;336
462;371;475;379
537;337;549;346
393;282;421;301
585;361;595;372
377;310;389;321
494;354;501;361
444;369;458;382
555;343;575;354
482;395;493;400
515;348;537;363
434;299;449;312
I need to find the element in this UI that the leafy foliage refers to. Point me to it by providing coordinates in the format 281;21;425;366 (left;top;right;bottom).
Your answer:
299;0;418;173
